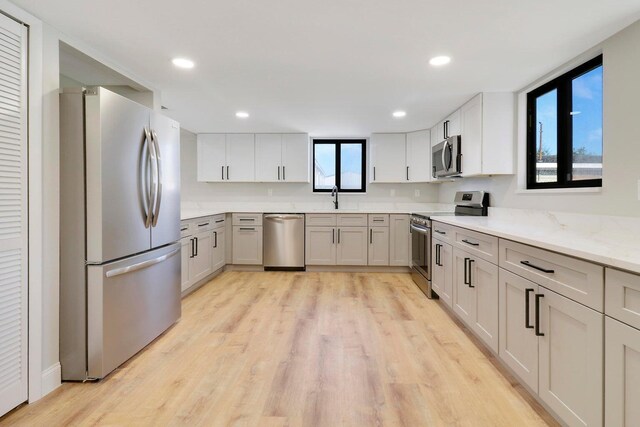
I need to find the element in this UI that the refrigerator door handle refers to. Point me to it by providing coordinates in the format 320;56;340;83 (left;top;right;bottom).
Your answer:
142;128;153;228
151;130;163;227
105;248;180;278
148;129;159;228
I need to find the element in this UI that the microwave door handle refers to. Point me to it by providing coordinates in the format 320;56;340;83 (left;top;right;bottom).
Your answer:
441;140;449;172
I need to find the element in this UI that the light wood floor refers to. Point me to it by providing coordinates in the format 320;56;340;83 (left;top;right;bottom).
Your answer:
2;272;557;427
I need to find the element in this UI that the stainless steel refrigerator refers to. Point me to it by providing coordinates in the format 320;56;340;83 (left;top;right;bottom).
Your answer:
59;87;182;381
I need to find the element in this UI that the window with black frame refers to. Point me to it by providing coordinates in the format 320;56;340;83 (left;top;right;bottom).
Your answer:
526;55;603;189
313;139;366;192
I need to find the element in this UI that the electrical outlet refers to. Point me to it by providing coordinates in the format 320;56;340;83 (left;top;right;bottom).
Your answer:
390;189;396;197
268;188;273;197
414;189;420;198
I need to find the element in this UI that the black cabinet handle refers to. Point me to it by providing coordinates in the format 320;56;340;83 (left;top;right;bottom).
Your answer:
464;257;470;285
406;166;409;181
181;226;188;232
435;230;446;235
468;259;475;288
215;219;224;223
194;237;198;257
226;166;229;180
332;228;335;244
278;166;280;180
525;288;534;329
239;227;255;231
190;238;195;258
338;228;341;244
436;244;442;266
520;260;555;274
370;228;373;244
198;222;210;227
462;239;479;247
283;166;286;180
535;294;544;336
373;167;376;181
221;166;224;180
213;231;218;248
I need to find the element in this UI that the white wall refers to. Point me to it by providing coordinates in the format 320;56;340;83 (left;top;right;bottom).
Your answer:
438;20;640;218
180;129;440;206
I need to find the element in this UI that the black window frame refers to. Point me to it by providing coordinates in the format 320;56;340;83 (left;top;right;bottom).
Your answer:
312;139;367;193
526;54;603;190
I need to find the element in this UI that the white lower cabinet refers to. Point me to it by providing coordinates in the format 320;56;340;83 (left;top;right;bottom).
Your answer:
232;225;263;265
337;227;368;266
389;214;410;266
305;227;336;265
538;287;603;427
605;317;640;427
431;239;453;307
368;227;389;266
498;269;539;392
452;248;499;352
211;228;225;272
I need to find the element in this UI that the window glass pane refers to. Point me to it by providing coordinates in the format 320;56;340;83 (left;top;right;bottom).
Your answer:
314;144;335;190
535;89;558;183
340;143;363;190
571;66;603;181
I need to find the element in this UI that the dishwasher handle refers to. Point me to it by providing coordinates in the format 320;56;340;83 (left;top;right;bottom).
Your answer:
264;214;305;220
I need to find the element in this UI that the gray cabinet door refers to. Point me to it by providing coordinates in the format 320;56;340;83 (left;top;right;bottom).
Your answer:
190;230;212;283
232;226;263;265
499;269;539;392
368;227;389;266
389;215;410;266
305;227;336;265
211;228;225;272
85;88;152;263
150;112;181;249
538;288;603;427
337;227;368;266
452;248;475;327
605;317;640;427
472;256;499;352
432;241;453;307
180;237;192;292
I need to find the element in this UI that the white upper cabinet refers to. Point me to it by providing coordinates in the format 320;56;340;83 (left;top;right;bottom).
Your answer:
197;133;255;182
405;130;431;182
255;133;282;182
460;93;515;176
281;133;310;182
370;133;406;183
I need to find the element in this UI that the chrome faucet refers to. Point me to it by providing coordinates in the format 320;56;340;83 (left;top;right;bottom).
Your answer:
331;185;339;210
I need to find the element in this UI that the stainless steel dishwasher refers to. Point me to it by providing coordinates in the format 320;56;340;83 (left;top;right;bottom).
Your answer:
263;214;305;270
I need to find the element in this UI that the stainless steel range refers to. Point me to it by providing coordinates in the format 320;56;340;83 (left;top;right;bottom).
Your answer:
410;191;489;298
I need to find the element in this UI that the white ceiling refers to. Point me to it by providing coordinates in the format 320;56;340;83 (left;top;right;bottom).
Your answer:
12;0;640;136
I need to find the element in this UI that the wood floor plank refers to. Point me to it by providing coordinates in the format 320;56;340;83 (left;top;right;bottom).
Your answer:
1;271;557;427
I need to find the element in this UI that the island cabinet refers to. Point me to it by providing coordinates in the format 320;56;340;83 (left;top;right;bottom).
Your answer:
605;268;640;427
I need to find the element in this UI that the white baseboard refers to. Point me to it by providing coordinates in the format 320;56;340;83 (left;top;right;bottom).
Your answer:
41;362;61;396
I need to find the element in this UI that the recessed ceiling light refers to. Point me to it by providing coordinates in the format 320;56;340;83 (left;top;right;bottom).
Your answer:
392;111;406;118
172;58;195;69
236;111;250;118
429;56;451;66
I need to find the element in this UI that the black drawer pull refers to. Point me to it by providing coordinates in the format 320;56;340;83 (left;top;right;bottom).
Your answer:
239;218;254;221
198;222;210;227
525;288;534;329
434;230;446;235
215;219;224;223
239;227;255;231
520;260;554;274
535;294;544;336
462;239;479;246
180;227;188;231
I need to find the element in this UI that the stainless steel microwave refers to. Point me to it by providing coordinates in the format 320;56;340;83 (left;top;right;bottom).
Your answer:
432;135;462;178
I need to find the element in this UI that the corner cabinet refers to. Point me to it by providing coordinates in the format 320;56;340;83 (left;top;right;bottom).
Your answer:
197;133;255;182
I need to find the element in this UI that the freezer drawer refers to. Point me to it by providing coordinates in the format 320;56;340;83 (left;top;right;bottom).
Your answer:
86;243;181;379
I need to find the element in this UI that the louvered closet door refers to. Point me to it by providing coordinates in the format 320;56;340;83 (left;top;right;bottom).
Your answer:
0;13;28;418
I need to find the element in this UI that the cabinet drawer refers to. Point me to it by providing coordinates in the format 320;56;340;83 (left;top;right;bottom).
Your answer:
432;221;453;244
606;268;640;330
180;222;192;238
337;214;368;227
193;217;214;232
453;226;498;263
368;214;389;227
232;213;263;226
499;239;604;311
306;213;336;227
212;214;226;229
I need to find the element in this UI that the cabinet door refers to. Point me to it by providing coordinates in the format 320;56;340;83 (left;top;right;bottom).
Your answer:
190;230;212;284
471;256;499;352
445;110;461;136
605;317;640;427
255;134;282;182
389;215;410;266
460;94;482;176
226;134;255;182
305;227;336;265
368;227;389;266
282;133;310;182
452;248;475;326
197;134;226;182
498;269;539;392
211;228;225;272
337;227;368;266
538;288;603;427
370;134;406;183
432;122;444;144
432;241;453;307
181;237;192;292
232;226;263;265
406;130;431;182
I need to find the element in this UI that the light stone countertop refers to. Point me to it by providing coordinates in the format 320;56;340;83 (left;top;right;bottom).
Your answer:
431;208;640;275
